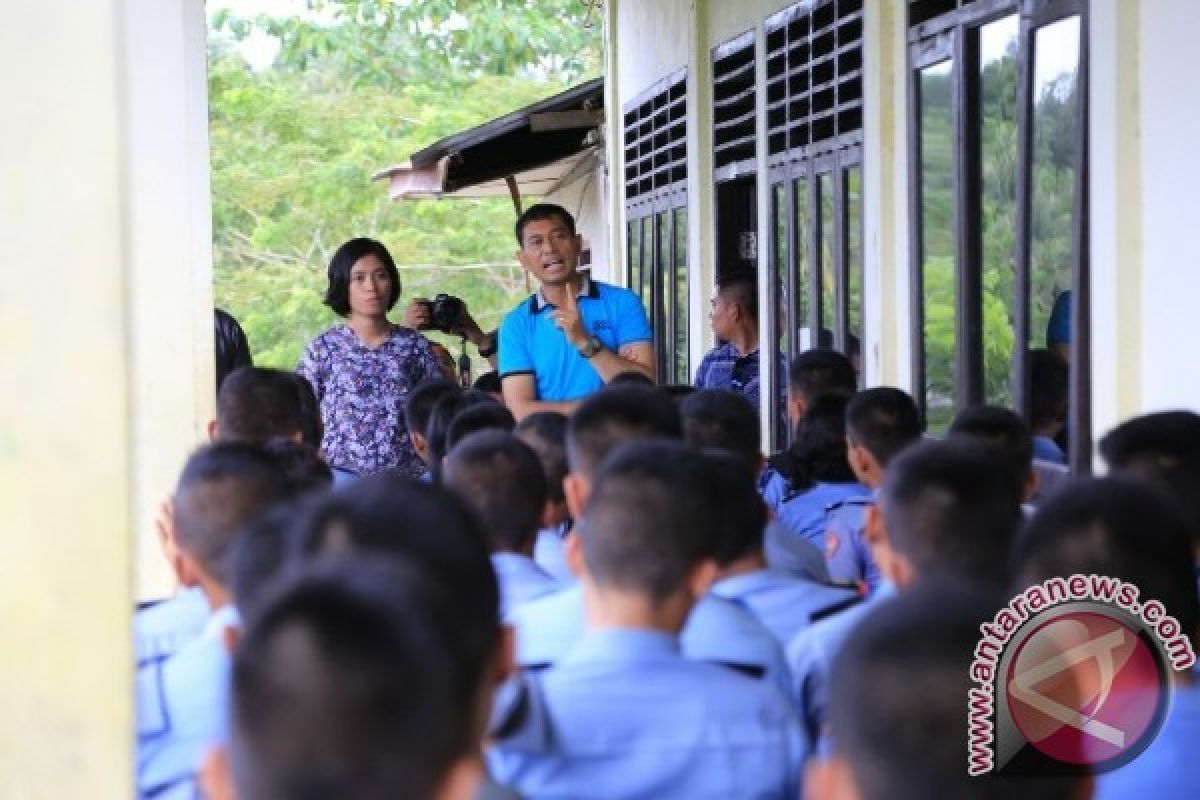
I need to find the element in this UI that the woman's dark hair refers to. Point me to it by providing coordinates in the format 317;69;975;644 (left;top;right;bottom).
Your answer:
769;393;857;491
323;237;401;317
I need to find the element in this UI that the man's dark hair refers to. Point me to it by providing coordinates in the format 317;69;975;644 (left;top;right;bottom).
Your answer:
1015;478;1199;645
566;385;683;477
947;405;1034;489
444;431;547;553
214;308;253;395
173;442;290;586
578;441;722;602
227;496;322;621
680;389;761;471
216;367;308;444
716;269;758;322
704;449;769;566
261;438;333;495
514;412;569;503
880;439;1022;588
424;391;496;482
323;237;401;317
830;586;1079;800
1029;349;1068;430
845;387;921;467
404;380;460;449
608;370;656;388
1099;410;1200;544
514;202;576;245
231;557;472;799
787;348;857;401
472;371;503;395
771;392;857;491
445;403;516;453
292;474;500;699
293;373;323;448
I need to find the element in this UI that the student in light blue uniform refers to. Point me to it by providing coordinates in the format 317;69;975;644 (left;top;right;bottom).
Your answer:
947;405;1040;508
403;378;460;483
514;411;578;584
1012;478;1200;799
489;441;804;798
135;587;209;669
444;429;559;619
137;442;289;799
824;387;922;591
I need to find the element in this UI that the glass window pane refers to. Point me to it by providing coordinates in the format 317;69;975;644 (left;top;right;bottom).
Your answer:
1030;18;1080;358
920;59;956;433
673;207;689;384
641;215;654;308
846;165;863;383
628;220;641;298
819;172;836;340
658;210;671;380
980;15;1019;408
793;177;811;349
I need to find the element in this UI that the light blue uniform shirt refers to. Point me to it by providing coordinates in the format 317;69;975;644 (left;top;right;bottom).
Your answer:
135;587;209;667
1032;435;1067;465
498;278;653;402
488;628;804;799
711;569;860;647
758;466;789;514
137;605;239;799
533;522;576;584
1096;679;1200;798
509;585;790;691
774;481;872;547
491;552;560;620
822;494;882;592
763;520;832;583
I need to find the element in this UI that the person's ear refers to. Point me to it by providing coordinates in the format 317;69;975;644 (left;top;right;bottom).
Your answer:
173;548;201;589
221;624;241;656
563;472;590;522
883;550;916;589
686;558;720;600
805;755;862;800
198;746;235;800
207;419;219;442
564;531;586;579
493;624;516;685
1023;468;1040;504
863;503;892;576
410;431;428;461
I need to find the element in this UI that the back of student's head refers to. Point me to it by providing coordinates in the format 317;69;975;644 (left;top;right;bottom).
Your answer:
425;390;498;481
608;370;656;388
173;441;290;587
948;405;1034;490
443;430;547;554
1029;348;1068;432
472;370;503;396
578;440;721;603
775;392;857;489
1099;410;1200;544
828;586;1081;800
514;412;569;504
293;373;323;448
228;495;323;621
845;387;921;467
566;385;682;477
404;380;460;447
880;438;1022;588
261;438;333;495
680;389;761;472
704;449;768;566
1014;478;1198;644
231;556;471;800
216;367;307;444
445;403;516;453
787;348;856;403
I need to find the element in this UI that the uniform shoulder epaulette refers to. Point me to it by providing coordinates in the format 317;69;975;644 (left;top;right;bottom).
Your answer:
809;593;864;623
824;495;873;514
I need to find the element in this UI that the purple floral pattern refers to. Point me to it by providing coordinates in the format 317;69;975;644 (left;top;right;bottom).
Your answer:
297;324;440;477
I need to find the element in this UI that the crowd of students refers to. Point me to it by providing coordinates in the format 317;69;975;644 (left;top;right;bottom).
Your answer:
134;347;1200;799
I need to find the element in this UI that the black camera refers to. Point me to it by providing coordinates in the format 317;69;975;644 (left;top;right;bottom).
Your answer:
418;293;466;334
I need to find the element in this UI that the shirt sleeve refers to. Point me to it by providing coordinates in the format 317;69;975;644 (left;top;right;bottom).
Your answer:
498;309;534;377
694;350;715;387
614;288;654;347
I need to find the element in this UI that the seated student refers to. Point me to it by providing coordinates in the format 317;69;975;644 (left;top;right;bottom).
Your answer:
489;441;804;798
819;388;921;592
770;394;870;572
1029;349;1069;465
137;442;290;799
809;586;1087;800
404;380;461;483
1014;478;1199;799
514;411;575;583
761;349;858;511
261;438;333;495
947;405;1040;507
473;370;505;404
424;389;499;484
444;430;559;619
444;402;516;453
208;556;497;800
508;385;790;690
787;438;1023;761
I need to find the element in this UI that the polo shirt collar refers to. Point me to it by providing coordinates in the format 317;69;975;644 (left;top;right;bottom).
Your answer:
530;274;599;313
564;627;680;665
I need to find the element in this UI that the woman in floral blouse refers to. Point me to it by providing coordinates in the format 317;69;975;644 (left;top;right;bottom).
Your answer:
298;237;441;477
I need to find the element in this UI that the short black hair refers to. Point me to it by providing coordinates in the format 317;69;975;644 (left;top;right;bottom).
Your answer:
445;403;516;453
214;308;253;394
261;438;333;495
227;495;322;620
880;438;1022;588
404;380;460;447
845;387;922;467
1099;411;1200;544
716;269;758;322
771;392;857;490
444;431;547;553
1029;349;1068;430
830;586;1078;800
472;371;503;395
1014;477;1199;645
231;556;472;799
173;442;290;586
514;412;569;503
578;440;722;602
514;202;576;245
216;367;308;444
787;348;857;401
947;405;1034;488
609;370;656;387
323;237;401;317
704;449;768;565
566;385;682;477
424;391;496;482
680;389;761;471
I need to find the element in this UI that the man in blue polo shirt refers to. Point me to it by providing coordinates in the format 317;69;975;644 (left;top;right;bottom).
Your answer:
499;203;654;418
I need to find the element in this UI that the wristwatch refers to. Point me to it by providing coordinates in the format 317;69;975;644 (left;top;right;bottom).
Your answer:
578;335;604;359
